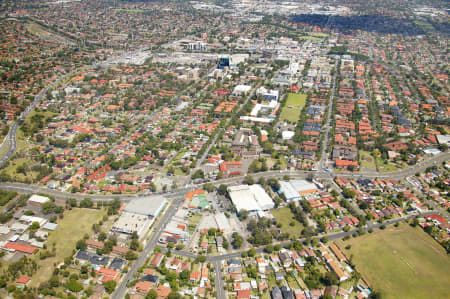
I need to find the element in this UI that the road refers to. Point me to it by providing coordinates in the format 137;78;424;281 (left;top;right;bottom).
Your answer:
171;211;435;262
319;63;337;171
1;151;449;202
213;260;226;299
112;195;184;299
195;82;261;169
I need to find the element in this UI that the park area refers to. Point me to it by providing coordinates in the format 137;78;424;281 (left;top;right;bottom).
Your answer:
336;223;450;299
359;150;376;170
272;207;304;239
280;93;307;123
30;208;106;286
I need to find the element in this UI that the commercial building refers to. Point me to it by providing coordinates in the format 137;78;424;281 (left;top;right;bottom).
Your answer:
123;195;166;217
111;196;167;238
28;195;50;207
279;180;318;202
228;184;274;213
215;213;232;234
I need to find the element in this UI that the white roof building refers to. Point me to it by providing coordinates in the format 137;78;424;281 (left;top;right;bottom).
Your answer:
215;213;231;234
124;195;166;217
111;211;154;237
279;180;318;202
436;135;450;146
28;194;50;205
19;215;48;227
250;100;279;117
228;184;274;212
279;181;302;202
0;225;10;235
240;116;273;124
233;85;252;95
282;131;295;140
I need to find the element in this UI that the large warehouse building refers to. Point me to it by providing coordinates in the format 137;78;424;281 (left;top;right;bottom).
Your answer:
111;195;166;238
228;184;274;213
279;180;318;202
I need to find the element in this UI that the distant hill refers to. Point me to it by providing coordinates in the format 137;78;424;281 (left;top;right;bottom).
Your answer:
290;14;427;36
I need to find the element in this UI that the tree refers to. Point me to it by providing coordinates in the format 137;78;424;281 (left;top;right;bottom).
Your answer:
203;183;215;193
195;255;206;263
76;239;87;251
98;232;107;242
192;170;204;179
79;198;93;208
238;209;249;220
126;251;137;260
179;269;190;280
369;291;382;299
265;244;274;253
231;232;243;249
104;280;117;294
218;184;228;195
130;239;139;251
65;279;83;292
30;221;40;230
244;176;254;185
247;248;256;257
342;188;356;198
41;201;58;214
68;198;77;207
321;271;339;286
168;292;180;299
146;290;158;299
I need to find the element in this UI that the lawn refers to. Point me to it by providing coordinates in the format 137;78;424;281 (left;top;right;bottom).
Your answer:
4;158;38;181
336;223;450;299
286;274;301;289
30;208;106;287
359;150;376;170
272;207;303;238
376;157;400;172
280;93;306;123
285;93;307;108
309;32;329;38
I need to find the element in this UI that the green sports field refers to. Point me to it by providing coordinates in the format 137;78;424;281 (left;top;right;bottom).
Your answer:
280;93;307;123
337;223;450;299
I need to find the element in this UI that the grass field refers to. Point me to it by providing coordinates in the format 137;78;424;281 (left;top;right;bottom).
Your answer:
272;207;303;238
30;208;105;287
25;23;53;38
299;32;328;41
280;93;307;123
376;157;399;172
4;158;38;181
309;32;329;38
285;93;307;108
336;223;450;299
359;150;376;169
25;23;69;44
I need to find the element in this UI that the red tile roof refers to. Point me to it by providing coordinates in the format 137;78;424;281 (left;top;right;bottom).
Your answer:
4;242;36;254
